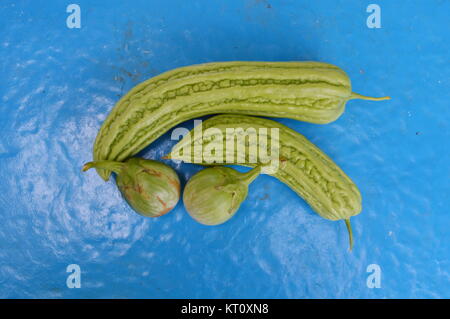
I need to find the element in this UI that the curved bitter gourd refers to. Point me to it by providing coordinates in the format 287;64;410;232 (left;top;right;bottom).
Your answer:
93;61;389;181
166;114;362;249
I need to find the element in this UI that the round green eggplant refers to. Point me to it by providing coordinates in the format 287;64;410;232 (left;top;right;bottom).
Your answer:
183;166;261;225
83;158;180;217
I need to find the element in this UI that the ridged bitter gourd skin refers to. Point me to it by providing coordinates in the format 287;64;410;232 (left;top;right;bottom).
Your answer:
93;61;389;181
167;114;362;223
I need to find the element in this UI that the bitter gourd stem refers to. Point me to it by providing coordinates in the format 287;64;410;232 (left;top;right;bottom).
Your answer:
350;92;391;101
82;160;124;175
345;218;354;251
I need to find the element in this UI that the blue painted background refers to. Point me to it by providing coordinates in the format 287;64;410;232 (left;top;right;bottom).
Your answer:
0;0;448;298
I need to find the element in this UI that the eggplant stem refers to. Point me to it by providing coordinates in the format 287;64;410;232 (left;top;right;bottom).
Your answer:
82;160;124;175
240;166;261;185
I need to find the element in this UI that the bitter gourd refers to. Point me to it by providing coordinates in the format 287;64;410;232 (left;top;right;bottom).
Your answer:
93;61;389;181
166;114;361;249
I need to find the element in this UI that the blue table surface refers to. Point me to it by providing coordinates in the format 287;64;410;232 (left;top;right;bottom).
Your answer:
0;0;449;298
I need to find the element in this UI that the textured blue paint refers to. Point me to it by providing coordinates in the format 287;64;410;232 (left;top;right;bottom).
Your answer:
0;0;448;299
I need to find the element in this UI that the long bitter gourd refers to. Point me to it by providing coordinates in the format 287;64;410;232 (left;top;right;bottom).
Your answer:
93;61;389;181
166;114;361;249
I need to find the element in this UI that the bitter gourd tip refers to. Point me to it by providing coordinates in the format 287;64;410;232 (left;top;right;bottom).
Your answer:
350;93;391;101
345;218;354;251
